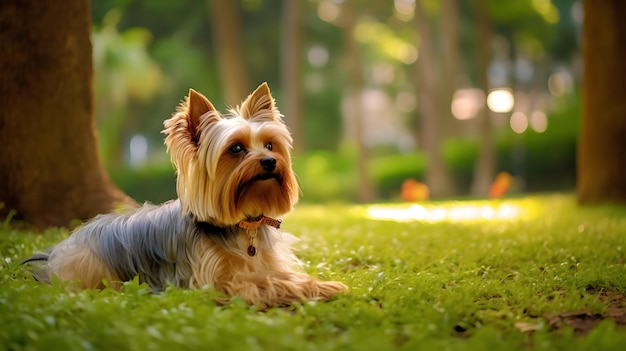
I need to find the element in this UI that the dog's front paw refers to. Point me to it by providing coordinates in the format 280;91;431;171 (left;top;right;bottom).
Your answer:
217;272;347;307
311;280;349;301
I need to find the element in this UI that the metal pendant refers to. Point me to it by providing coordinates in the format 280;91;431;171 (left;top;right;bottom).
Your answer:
247;245;257;257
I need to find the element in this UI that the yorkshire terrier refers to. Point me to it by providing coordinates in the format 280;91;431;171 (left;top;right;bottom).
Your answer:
24;83;348;307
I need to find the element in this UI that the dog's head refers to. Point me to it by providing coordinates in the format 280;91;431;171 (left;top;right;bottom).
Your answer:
163;83;299;226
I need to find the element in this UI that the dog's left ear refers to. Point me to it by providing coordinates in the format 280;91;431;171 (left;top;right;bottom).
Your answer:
239;82;280;121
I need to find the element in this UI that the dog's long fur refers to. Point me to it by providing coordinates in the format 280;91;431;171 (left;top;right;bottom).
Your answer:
25;83;348;306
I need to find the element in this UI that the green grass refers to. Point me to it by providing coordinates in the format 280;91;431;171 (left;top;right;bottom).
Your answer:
1;194;626;350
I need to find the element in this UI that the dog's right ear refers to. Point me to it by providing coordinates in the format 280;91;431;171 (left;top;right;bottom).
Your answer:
163;88;221;174
163;89;219;145
186;89;218;143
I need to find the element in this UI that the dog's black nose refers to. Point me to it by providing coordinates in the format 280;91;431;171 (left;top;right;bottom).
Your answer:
260;157;276;171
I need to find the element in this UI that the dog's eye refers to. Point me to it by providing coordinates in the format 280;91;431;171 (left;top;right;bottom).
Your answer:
229;144;244;155
265;142;273;151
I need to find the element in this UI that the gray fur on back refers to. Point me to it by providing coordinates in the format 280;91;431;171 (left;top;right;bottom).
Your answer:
26;199;288;292
50;200;198;291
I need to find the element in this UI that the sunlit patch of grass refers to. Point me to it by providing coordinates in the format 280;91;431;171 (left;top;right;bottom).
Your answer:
2;194;626;350
364;201;522;222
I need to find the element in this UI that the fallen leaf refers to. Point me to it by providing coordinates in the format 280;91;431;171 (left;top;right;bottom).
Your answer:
514;321;544;333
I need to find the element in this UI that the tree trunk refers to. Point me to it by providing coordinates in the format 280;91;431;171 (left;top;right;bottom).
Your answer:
280;0;304;153
0;0;132;229
414;0;458;198
469;0;496;197
342;0;375;202
209;0;250;106
440;0;460;139
578;0;626;204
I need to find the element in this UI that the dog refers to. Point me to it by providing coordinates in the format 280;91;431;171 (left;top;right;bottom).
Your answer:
24;83;348;307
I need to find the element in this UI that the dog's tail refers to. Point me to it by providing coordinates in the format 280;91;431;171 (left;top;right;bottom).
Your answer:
21;252;50;265
21;251;51;283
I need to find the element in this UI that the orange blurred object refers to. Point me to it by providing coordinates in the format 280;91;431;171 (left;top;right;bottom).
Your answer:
401;179;430;202
488;172;512;199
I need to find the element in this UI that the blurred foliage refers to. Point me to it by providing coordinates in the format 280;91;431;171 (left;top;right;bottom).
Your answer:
109;165;177;204
93;9;164;169
294;92;580;203
91;0;582;202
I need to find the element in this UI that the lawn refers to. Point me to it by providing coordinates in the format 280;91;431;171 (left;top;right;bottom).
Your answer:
1;194;625;350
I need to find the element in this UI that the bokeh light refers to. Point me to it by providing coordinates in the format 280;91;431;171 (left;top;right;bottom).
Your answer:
510;112;528;134
531;0;560;24
396;91;417;113
529;110;548;133
307;45;329;68
371;63;395;85
548;70;574;96
129;134;148;167
317;0;340;23
394;0;415;22
398;44;418;64
451;88;485;120
487;89;515;113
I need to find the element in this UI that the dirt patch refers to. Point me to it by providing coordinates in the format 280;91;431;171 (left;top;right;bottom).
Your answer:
543;288;626;336
461;288;626;337
543;310;604;336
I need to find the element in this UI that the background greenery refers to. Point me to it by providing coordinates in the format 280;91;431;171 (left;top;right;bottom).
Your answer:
92;0;583;204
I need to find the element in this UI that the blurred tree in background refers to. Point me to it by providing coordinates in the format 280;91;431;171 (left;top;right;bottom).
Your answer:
280;0;304;152
341;0;376;202
577;0;626;205
469;0;494;198
413;0;457;199
209;0;251;105
87;0;582;203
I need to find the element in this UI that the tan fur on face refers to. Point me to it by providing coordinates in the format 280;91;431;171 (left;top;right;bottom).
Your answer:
163;83;299;226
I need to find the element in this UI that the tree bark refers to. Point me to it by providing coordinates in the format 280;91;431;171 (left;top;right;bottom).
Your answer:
209;0;250;106
280;0;304;153
578;0;626;204
0;0;132;229
440;0;460;139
